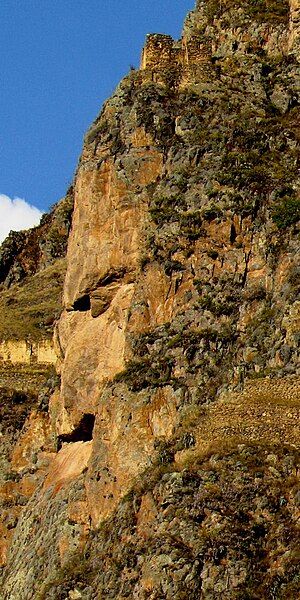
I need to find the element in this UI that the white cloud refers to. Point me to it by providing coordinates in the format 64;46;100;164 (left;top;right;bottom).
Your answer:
0;194;43;245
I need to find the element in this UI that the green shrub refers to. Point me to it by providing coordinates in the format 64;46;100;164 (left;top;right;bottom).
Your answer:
272;196;300;229
115;356;175;391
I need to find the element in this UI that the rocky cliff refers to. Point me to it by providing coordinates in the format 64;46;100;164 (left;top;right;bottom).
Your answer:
1;1;300;598
0;191;73;569
0;189;73;343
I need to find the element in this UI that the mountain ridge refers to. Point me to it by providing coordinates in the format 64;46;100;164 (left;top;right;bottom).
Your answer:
0;1;299;597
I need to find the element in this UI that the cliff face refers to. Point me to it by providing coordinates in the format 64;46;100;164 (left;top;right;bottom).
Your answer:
1;1;300;598
0;192;73;569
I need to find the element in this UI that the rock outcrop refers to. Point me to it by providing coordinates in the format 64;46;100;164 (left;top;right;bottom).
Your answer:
0;190;73;290
1;1;300;598
0;188;73;571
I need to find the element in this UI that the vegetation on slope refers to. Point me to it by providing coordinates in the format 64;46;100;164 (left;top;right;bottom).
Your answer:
39;443;300;600
0;191;73;289
0;258;66;340
202;0;290;24
1;0;300;597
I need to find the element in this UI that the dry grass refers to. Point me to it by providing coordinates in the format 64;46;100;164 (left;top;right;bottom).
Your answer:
0;364;52;392
204;0;289;24
0;258;66;341
241;377;300;407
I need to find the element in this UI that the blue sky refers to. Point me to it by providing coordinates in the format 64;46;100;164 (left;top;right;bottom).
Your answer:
0;0;194;234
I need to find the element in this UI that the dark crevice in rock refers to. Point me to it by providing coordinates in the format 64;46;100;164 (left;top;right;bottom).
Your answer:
97;267;127;287
73;294;91;312
230;223;237;244
57;413;95;449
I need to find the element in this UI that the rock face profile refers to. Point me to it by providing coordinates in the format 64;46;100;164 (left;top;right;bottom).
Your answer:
1;1;300;598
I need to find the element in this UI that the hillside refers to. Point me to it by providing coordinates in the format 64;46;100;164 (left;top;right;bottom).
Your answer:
1;1;299;598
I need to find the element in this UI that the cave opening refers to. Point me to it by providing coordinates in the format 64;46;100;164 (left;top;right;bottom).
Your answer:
57;413;95;449
73;294;91;311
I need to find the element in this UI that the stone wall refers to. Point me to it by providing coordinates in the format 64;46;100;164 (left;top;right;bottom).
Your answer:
140;0;299;84
140;32;212;83
0;340;56;365
141;34;177;71
175;376;300;468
